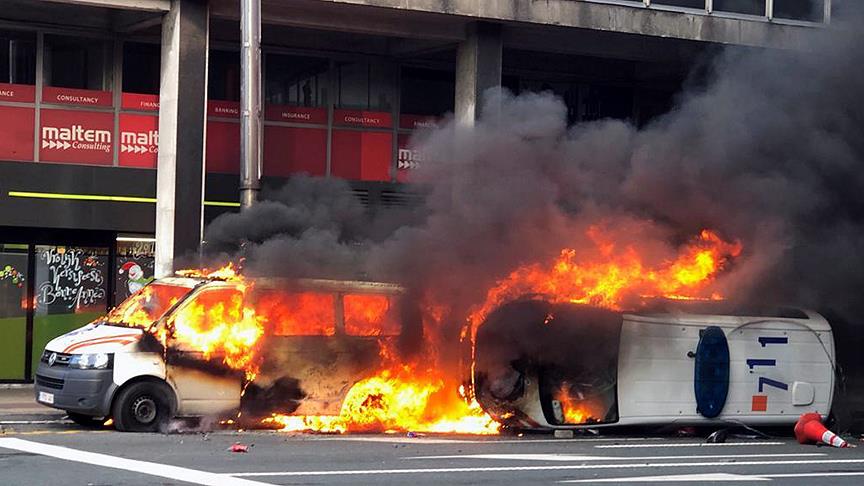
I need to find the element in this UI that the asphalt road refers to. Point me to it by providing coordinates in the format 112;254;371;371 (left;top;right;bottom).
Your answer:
1;420;863;485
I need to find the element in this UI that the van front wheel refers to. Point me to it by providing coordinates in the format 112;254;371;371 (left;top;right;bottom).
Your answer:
112;382;173;432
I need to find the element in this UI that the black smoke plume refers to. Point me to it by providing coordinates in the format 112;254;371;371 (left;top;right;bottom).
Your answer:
203;6;864;427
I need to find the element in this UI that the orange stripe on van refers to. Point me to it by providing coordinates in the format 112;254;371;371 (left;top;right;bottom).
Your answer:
65;338;137;354
62;333;141;353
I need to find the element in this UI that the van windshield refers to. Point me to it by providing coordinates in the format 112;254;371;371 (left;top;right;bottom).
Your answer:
106;283;194;328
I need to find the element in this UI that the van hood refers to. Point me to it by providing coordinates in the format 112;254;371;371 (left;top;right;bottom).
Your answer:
45;323;144;354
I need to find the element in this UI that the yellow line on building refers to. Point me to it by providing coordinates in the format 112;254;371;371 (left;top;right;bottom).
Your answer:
8;191;241;208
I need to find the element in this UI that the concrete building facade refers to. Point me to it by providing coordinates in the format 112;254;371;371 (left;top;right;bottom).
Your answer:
0;0;829;381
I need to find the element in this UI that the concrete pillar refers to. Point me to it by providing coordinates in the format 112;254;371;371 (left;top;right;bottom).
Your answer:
455;22;503;126
155;0;209;278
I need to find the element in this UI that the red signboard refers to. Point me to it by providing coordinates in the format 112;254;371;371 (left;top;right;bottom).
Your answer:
119;114;159;168
333;109;392;129
331;130;392;181
42;86;113;107
208;100;241;118
399;114;439;130
264;105;327;125
0;83;36;103
263;126;327;177
396;133;425;183
39;109;114;165
206;121;240;173
0;106;35;161
121;93;160;112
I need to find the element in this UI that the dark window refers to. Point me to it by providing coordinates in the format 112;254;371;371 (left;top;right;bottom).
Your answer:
337;60;394;111
44;35;111;90
775;0;824;22
582;85;634;123
209;50;240;101
715;0;766;16
651;0;706;8
265;53;329;107
122;42;160;94
400;67;454;117
0;30;36;85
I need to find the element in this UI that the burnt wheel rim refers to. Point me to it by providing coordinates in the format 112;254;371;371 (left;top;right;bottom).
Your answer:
131;396;157;424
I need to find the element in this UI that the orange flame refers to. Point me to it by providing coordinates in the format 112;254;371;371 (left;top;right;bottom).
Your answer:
264;366;498;435
468;227;742;331
163;264;264;378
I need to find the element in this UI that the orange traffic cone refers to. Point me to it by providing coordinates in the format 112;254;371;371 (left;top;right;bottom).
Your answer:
794;412;849;448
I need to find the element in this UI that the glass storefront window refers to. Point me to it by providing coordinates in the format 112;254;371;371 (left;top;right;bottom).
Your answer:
209;49;240;102
337;60;394;111
651;0;706;8
714;0;765;16
0;30;36;85
43;35;112;90
265;54;329;107
33;245;109;374
123;42;161;95
775;0;824;22
115;236;155;305
0;245;28;380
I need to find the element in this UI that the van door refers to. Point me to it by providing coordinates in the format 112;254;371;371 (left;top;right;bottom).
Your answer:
164;286;243;416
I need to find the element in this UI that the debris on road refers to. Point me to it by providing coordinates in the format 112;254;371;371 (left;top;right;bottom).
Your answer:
706;429;728;443
229;442;251;453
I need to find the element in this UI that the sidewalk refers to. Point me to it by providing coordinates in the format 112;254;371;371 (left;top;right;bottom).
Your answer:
0;384;65;421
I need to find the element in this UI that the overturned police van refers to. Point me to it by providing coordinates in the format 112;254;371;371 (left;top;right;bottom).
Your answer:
473;299;835;430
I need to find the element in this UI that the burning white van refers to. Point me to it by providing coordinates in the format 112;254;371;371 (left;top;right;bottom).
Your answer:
473;299;836;430
34;275;411;431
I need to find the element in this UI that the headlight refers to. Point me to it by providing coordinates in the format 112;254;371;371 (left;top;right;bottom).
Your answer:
69;353;113;369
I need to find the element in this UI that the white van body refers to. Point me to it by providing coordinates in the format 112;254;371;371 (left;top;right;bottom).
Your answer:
474;302;835;430
34;276;407;431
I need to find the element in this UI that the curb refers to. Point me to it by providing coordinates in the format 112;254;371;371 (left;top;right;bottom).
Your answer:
0;384;33;390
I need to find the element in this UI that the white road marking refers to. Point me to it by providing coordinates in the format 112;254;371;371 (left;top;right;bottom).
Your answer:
596;442;785;449
229;458;864;477
561;472;768;482
765;472;864;479
561;471;864;483
404;453;824;462
0;420;68;425
0;438;270;486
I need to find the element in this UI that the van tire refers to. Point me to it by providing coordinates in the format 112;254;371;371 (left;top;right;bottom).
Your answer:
112;381;173;432
67;412;104;428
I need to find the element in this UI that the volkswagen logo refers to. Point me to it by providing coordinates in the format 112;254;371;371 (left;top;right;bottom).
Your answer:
48;352;57;367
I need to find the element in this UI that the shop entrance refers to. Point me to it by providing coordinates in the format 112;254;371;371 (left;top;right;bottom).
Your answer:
0;232;155;383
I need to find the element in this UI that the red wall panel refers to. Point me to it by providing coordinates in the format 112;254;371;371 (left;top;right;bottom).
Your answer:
42;87;112;107
39;109;114;165
121;93;160;112
206;121;240;173
0;106;35;161
0;83;36;103
119;114;159;168
263;126;327;177
331;130;392;182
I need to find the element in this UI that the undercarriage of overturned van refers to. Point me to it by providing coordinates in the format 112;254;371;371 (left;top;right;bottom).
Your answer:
472;297;836;431
473;300;622;430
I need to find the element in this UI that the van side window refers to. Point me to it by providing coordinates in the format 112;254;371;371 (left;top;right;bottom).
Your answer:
257;290;336;336
343;294;400;336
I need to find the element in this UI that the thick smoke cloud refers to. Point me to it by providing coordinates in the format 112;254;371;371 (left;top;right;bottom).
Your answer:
204;7;864;387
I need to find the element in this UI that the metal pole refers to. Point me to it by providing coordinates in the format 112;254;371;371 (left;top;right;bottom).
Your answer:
240;0;262;209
